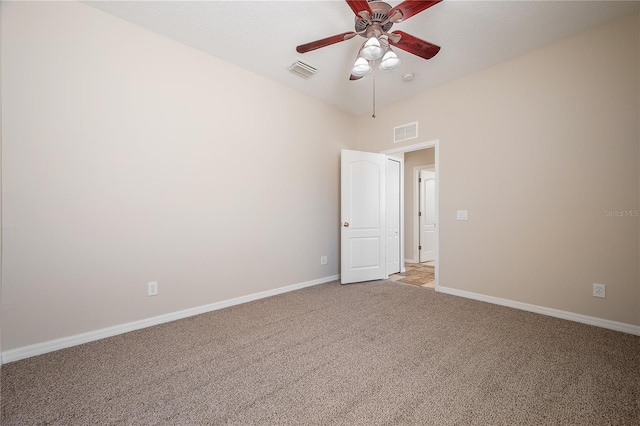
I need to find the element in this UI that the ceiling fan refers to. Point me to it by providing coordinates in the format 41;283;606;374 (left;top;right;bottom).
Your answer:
296;0;442;80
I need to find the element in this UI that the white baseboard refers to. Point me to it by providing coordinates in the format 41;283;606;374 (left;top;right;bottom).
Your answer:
436;285;640;336
404;258;417;264
2;274;340;364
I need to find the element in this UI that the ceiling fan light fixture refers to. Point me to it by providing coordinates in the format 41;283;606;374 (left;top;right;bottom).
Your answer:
351;56;372;77
360;36;384;61
379;49;401;72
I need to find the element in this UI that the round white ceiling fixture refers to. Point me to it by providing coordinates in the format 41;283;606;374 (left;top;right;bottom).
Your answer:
402;72;415;82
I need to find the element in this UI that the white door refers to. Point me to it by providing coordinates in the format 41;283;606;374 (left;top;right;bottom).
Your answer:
341;149;386;284
386;158;401;274
419;169;436;262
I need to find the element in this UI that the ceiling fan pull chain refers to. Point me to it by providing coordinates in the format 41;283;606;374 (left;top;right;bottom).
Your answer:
372;62;376;119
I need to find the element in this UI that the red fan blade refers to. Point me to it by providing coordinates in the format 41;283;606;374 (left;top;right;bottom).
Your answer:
390;31;440;60
345;0;373;16
296;32;357;53
388;0;442;23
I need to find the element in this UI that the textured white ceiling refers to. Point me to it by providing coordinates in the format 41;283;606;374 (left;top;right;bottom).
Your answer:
85;1;640;116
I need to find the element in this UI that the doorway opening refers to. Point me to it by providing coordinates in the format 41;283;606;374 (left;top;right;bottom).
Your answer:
382;140;439;290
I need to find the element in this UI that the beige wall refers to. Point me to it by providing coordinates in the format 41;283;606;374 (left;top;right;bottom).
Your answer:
357;13;640;326
1;2;356;350
403;149;434;261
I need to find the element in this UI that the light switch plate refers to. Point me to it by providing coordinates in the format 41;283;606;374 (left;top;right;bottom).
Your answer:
457;210;468;221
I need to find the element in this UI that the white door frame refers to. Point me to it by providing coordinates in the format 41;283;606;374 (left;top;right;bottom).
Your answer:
386;156;404;275
382;140;440;290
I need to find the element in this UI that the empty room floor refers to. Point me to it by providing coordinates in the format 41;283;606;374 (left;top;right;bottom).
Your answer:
3;279;638;425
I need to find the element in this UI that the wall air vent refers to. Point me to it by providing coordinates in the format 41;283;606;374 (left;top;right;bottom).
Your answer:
289;61;318;79
393;122;418;143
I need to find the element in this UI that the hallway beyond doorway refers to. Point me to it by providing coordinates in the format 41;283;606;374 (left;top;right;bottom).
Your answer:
389;263;435;289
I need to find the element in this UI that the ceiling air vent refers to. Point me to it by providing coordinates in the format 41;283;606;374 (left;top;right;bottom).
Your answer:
289;60;318;79
289;61;318;78
394;122;418;143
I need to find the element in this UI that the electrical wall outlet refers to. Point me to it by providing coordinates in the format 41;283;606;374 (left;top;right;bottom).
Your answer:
320;256;328;265
148;281;158;296
593;283;605;298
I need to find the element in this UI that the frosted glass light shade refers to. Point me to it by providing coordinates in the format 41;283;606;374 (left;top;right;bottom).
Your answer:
351;57;372;77
379;50;401;72
360;37;384;61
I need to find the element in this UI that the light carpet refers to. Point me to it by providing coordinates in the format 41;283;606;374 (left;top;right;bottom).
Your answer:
2;280;639;425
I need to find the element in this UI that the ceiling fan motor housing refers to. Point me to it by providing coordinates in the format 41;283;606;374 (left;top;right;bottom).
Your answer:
355;1;394;38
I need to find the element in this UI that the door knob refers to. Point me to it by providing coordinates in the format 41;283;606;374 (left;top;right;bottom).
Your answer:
343;222;349;227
